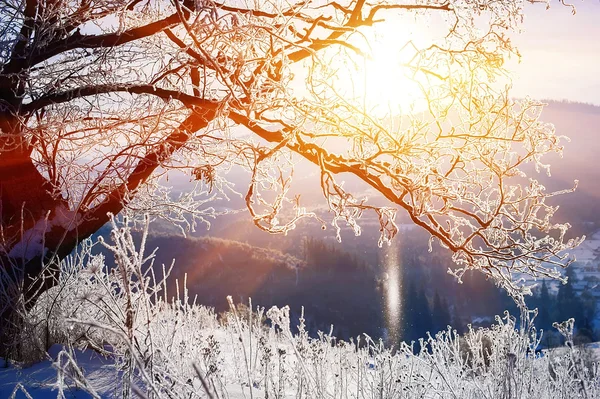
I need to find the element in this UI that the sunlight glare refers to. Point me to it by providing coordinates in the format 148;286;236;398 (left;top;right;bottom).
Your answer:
343;20;426;116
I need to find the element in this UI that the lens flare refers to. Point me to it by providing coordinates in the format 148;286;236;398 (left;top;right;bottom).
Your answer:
383;243;402;344
332;19;427;116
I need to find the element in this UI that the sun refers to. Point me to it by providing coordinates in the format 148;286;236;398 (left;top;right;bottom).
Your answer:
338;20;427;116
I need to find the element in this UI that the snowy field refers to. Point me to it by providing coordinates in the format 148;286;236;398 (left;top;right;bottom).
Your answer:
1;346;118;398
1;224;599;399
2;303;599;399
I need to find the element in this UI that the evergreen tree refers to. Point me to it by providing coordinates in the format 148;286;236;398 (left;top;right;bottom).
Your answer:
402;283;418;342
536;279;553;332
579;289;597;342
575;317;595;345
580;289;597;323
416;288;433;336
451;305;466;335
556;267;584;329
432;291;452;333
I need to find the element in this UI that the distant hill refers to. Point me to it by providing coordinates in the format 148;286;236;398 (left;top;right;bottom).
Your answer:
532;100;600;235
99;233;386;340
542;99;600;116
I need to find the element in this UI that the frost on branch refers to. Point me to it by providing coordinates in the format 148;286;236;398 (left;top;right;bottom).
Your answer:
293;89;583;300
124;176;236;236
0;0;584;313
240;74;583;300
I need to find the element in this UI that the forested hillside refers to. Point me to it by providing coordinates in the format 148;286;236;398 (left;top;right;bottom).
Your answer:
96;233;385;340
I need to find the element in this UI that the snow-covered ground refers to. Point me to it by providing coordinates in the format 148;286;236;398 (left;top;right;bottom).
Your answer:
2;324;600;399
1;346;119;398
3;221;599;399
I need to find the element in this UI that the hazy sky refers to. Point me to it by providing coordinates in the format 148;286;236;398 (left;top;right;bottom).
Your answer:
510;1;600;105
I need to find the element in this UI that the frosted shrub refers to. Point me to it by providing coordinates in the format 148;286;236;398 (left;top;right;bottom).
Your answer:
14;219;599;399
26;216;222;397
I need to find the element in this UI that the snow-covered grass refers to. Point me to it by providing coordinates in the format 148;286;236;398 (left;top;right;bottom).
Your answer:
2;218;599;398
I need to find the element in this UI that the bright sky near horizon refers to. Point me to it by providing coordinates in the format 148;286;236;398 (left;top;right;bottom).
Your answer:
510;1;600;105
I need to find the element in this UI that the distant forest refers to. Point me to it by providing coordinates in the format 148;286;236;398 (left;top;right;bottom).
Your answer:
94;224;597;348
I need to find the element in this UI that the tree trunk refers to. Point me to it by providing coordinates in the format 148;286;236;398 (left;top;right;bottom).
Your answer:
0;254;64;362
0;109;213;361
0;148;66;361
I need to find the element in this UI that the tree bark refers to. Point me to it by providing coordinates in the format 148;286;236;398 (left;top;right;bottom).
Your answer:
0;107;214;361
0;144;66;360
0;151;60;240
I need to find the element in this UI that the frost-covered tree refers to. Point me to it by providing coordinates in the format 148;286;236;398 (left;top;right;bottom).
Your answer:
0;0;582;357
